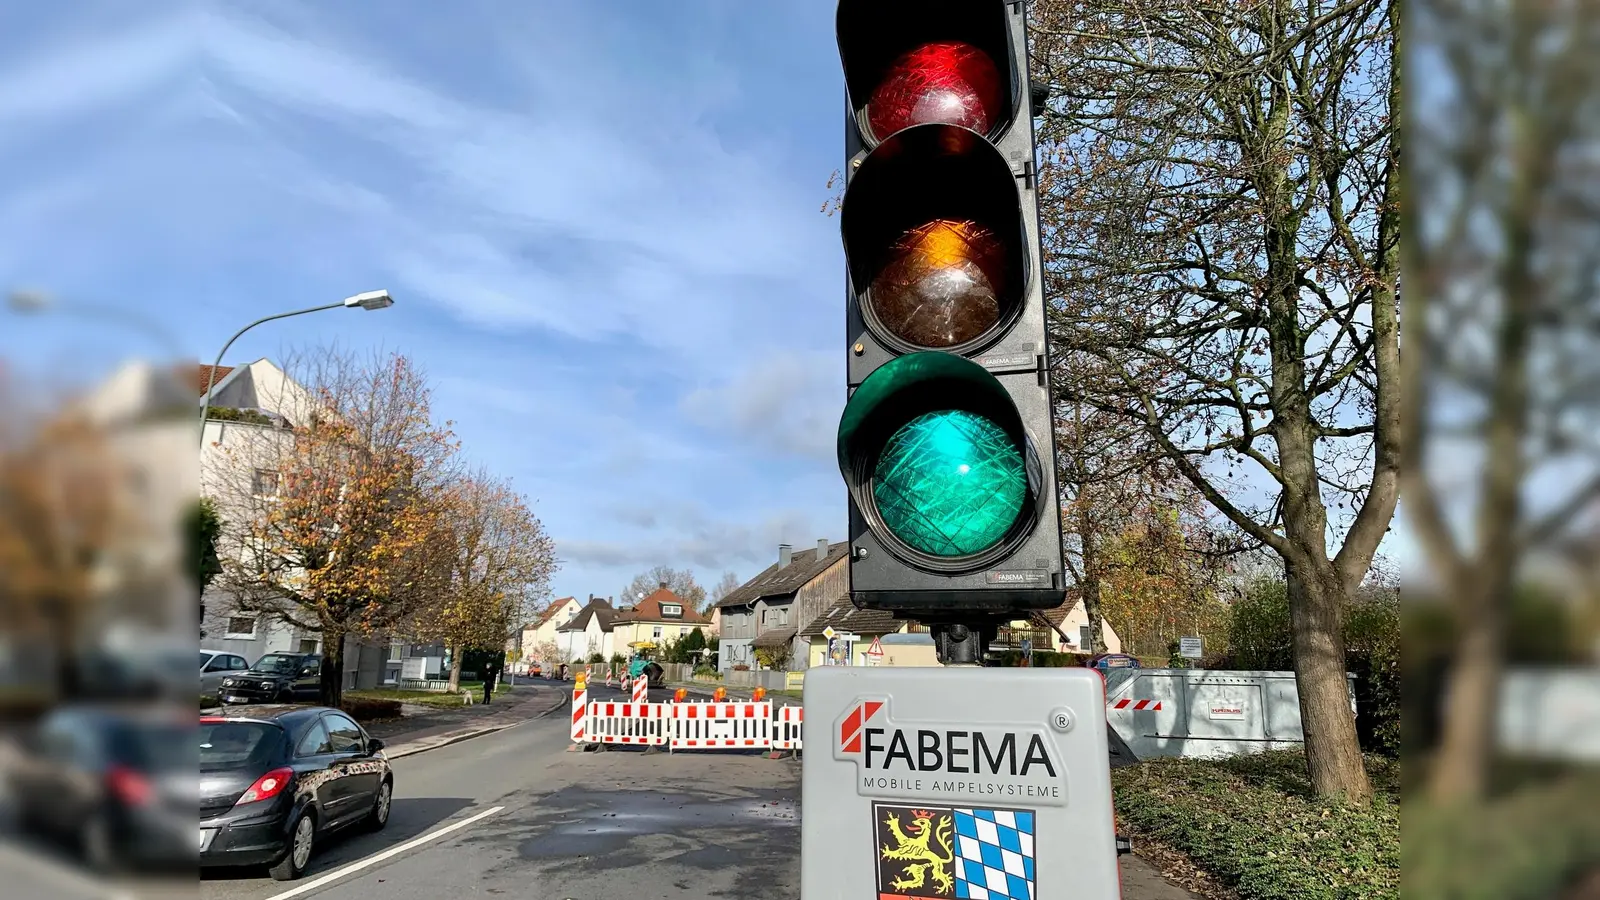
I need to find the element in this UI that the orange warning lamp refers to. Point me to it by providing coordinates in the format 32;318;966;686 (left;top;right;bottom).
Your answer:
674;688;688;702
713;687;727;702
752;687;767;702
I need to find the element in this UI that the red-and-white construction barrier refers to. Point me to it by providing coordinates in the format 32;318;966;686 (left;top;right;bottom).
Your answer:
587;700;672;746
571;677;588;743
772;704;804;751
569;684;796;752
632;674;649;704
1108;698;1163;711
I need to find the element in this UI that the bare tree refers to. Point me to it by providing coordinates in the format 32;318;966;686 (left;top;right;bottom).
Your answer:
710;570;743;606
1406;0;1600;803
621;566;707;614
1034;0;1399;802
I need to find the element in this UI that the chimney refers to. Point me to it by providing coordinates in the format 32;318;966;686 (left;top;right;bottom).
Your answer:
659;581;668;589
779;543;793;568
818;538;829;559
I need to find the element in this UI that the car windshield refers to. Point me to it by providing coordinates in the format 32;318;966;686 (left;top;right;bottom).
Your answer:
200;652;214;668
252;654;302;674
199;721;279;770
113;721;200;772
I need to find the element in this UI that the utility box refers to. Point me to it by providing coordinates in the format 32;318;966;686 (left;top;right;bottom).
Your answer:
1498;667;1600;762
1105;669;1357;762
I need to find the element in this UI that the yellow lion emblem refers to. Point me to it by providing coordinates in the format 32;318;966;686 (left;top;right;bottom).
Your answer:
879;808;955;895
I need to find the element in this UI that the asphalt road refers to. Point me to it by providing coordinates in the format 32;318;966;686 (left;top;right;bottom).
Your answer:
3;703;802;900
0;684;1186;900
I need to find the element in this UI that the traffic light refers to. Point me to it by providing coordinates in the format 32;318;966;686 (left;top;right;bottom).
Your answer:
834;0;1064;627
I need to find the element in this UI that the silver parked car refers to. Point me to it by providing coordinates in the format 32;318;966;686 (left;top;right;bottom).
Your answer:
201;651;251;697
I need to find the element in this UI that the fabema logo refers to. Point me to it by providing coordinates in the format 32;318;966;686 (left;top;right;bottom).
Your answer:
838;698;886;755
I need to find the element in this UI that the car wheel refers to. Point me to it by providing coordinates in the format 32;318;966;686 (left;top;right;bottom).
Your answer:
276;688;293;704
365;779;392;831
269;810;315;881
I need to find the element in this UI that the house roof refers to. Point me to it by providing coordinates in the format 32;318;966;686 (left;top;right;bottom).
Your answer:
530;597;578;628
753;626;798;648
715;541;850;609
557;597;617;633
195;364;234;397
614;587;709;626
1037;590;1086;628
797;596;900;638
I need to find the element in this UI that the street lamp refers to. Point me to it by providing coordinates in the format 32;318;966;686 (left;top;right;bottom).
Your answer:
7;289;186;359
199;289;395;447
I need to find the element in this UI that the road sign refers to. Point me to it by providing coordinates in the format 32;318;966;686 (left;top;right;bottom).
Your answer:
1179;636;1204;659
833;0;1066;623
824;626;838;640
802;666;1121;899
865;636;884;657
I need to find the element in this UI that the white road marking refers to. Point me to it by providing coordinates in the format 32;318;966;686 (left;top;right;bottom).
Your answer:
0;841;135;900
262;805;505;900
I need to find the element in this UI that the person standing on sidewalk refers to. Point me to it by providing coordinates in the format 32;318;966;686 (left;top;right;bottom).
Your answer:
482;658;500;704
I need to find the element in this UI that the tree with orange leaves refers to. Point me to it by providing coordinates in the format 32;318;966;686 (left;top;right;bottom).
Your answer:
411;469;557;693
210;349;459;707
0;380;146;697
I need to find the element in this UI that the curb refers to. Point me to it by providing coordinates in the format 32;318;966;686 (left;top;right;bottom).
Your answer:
381;690;570;760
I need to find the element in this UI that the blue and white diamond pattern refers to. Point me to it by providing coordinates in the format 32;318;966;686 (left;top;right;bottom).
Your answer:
952;808;1036;900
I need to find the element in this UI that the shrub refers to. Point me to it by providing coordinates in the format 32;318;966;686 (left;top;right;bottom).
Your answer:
1112;750;1398;900
341;697;402;722
1219;577;1399;756
586;652;604;664
1405;771;1600;900
990;650;1093;667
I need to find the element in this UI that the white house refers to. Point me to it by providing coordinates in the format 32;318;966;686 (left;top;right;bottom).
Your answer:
198;359;322;662
555;597;616;663
519;596;583;658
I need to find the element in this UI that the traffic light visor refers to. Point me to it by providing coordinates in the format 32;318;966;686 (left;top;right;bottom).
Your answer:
837;0;1016;147
838;352;1043;571
841;124;1027;355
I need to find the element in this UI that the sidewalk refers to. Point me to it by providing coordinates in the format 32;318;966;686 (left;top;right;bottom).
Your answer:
364;682;567;759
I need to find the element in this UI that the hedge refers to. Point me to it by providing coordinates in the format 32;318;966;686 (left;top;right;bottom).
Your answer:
1111;750;1398;900
1405;770;1600;900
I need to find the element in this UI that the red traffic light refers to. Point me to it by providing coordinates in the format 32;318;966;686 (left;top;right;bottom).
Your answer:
866;41;1005;142
837;0;1017;150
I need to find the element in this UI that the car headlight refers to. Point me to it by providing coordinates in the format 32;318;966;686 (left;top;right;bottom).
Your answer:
222;678;237;687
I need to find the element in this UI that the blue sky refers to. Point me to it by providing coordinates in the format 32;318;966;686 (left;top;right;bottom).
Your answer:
0;1;1410;605
0;0;851;601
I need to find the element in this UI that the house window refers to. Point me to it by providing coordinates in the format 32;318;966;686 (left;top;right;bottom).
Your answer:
225;616;257;639
1079;626;1092;649
299;639;320;654
653;626;663;639
662;603;682;618
777;608;789;627
252;469;280;497
760;609;768;627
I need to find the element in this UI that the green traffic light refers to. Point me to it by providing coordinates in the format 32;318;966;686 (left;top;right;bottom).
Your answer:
872;408;1025;556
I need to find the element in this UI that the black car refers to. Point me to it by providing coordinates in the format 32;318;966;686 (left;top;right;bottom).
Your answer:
200;705;392;881
8;704;196;871
218;652;322;705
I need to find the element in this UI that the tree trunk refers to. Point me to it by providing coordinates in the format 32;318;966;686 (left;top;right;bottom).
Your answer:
448;648;463;693
1288;562;1371;803
319;627;345;709
1078;502;1104;654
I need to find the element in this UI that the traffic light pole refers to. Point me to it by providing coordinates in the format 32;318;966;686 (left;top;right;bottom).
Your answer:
928;617;1001;666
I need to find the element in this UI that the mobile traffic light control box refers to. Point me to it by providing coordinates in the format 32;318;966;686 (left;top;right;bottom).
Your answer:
802;666;1124;900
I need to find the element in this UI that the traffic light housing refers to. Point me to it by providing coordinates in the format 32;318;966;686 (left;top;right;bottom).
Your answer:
835;0;1065;622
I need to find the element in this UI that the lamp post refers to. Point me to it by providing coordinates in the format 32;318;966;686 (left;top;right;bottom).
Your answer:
199;290;394;447
6;289;186;360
